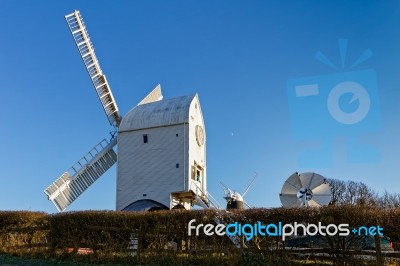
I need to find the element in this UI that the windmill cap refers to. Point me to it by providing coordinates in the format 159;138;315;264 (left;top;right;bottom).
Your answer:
119;94;198;132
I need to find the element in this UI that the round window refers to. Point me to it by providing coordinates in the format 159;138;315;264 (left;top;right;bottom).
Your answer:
195;125;204;146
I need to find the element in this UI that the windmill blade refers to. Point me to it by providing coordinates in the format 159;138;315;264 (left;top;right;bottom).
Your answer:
220;181;228;190
311;182;331;195
243;200;253;209
219;182;228;195
219;182;233;201
242;172;257;197
44;138;117;212
220;182;233;194
299;172;324;191
311;183;332;206
280;194;301;208
65;10;121;127
312;195;332;206
307;199;322;207
280;172;302;195
218;182;226;191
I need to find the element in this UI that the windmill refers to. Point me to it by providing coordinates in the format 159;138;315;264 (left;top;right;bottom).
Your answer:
44;10;208;212
220;173;257;210
279;172;332;207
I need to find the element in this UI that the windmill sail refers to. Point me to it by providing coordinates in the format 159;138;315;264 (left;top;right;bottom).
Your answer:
44;138;117;212
65;10;121;127
242;173;257;197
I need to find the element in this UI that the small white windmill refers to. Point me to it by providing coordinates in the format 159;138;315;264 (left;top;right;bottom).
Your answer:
220;173;257;210
44;10;208;212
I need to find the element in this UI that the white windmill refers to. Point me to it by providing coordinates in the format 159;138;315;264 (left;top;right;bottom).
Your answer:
44;10;208;212
220;174;256;210
279;172;332;207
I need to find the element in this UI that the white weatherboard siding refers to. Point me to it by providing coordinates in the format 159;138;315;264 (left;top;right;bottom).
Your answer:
187;97;206;193
117;124;185;210
117;94;206;210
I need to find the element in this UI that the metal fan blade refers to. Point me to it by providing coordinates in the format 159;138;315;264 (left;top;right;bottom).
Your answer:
311;182;331;196
307;199;322;207
280;194;302;207
299;172;313;188
312;195;331;206
299;172;325;191
280;172;303;195
311;182;332;207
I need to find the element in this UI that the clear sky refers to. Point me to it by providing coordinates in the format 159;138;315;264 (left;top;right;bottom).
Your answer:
0;0;399;213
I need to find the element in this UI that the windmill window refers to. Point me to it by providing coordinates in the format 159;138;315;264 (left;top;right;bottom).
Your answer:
196;170;201;182
176;133;179;137
176;163;179;168
192;163;203;183
143;134;148;143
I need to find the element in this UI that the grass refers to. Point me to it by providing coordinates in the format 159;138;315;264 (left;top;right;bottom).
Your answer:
0;253;86;265
0;252;299;266
2;252;398;265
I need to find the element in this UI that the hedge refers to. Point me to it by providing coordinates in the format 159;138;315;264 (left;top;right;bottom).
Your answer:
0;206;399;264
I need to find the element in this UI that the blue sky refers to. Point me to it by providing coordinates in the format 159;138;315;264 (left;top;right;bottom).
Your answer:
0;1;399;213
